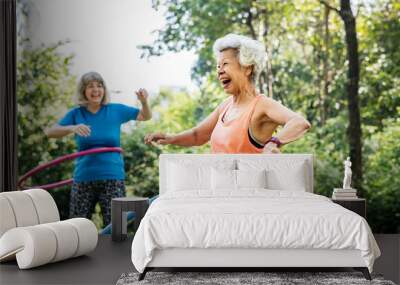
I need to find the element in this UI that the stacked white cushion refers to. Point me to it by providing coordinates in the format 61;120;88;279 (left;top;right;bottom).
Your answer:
24;188;60;223
0;189;59;236
0;225;57;268
0;196;17;237
42;221;79;262
65;218;98;257
0;218;97;269
1;191;40;227
0;189;98;269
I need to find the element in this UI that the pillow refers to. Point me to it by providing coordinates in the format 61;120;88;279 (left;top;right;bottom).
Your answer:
238;159;308;191
265;163;307;191
211;168;236;190
211;169;267;190
167;162;211;191
236;169;267;189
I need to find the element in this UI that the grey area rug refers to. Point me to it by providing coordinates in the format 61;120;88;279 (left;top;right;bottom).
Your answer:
116;272;396;285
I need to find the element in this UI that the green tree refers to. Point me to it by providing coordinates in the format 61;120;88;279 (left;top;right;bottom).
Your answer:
17;42;76;219
123;127;162;198
320;0;363;192
123;87;208;198
358;0;400;129
136;0;400;234
363;118;400;233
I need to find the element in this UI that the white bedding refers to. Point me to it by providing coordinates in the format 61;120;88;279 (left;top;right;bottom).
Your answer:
131;190;380;273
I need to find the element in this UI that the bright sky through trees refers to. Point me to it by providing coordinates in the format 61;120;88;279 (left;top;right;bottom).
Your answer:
27;0;198;106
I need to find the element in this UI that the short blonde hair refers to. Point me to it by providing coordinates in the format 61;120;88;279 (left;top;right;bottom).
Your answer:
213;34;267;84
76;71;110;106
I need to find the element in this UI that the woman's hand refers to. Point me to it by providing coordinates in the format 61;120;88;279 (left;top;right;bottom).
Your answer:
262;142;281;154
72;124;91;137
135;88;149;103
144;132;173;145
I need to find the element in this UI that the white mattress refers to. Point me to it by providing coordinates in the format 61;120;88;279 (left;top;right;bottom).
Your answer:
131;190;380;273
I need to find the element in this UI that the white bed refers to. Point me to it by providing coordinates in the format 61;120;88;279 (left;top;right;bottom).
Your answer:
131;154;380;280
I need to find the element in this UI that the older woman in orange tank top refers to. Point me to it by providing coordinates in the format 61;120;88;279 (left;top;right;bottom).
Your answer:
145;34;311;153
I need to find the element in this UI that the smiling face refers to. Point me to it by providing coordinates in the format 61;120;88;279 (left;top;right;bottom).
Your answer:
216;48;253;95
84;80;105;105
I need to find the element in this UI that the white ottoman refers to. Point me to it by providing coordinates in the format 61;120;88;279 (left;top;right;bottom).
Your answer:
0;189;98;269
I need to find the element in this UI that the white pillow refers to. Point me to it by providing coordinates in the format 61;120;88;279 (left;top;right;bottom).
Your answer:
211;169;267;190
211;168;236;190
167;162;211;191
238;159;308;191
236;169;267;189
166;159;237;192
266;163;307;191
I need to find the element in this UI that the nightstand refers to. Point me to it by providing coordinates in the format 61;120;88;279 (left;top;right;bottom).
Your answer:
331;198;366;218
111;197;149;242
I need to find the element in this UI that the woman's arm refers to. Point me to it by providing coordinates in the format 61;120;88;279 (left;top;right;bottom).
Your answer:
135;88;152;121
45;124;91;139
261;98;311;151
144;106;221;147
137;100;152;121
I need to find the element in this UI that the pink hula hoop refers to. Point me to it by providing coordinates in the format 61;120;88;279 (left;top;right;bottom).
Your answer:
18;147;123;190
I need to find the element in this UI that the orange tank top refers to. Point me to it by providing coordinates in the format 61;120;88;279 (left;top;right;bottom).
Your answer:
210;95;264;154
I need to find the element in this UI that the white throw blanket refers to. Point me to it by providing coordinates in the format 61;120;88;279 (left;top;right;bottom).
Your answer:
131;190;380;273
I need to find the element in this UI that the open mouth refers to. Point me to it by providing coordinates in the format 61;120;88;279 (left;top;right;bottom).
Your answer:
221;79;231;89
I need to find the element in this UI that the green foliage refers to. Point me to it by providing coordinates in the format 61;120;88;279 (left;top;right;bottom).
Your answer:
270;116;400;233
143;0;350;123
136;0;400;233
17;42;76;219
16;0;400;234
123;127;162;198
363;119;400;233
122;87;212;198
358;0;400;128
284;116;348;198
144;0;256;60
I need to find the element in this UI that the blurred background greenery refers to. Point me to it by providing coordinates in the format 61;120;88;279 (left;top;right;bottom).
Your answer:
17;0;399;233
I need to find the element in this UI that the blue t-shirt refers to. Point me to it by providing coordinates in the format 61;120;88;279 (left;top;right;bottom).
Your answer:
58;103;139;182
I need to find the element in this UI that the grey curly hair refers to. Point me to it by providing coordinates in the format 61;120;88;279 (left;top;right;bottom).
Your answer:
76;71;110;106
213;34;267;84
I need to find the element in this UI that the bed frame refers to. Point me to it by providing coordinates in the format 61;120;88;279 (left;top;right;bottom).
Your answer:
140;248;370;280
138;154;371;280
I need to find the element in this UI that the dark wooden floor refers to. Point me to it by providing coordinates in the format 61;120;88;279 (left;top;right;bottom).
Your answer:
374;234;400;284
0;236;134;285
0;234;398;285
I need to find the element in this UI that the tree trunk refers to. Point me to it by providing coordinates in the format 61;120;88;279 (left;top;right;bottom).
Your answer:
339;0;363;193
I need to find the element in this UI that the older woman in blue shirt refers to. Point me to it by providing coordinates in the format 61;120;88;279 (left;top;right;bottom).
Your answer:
46;71;151;226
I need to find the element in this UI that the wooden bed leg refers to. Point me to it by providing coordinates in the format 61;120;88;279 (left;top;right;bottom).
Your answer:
354;267;371;280
138;268;148;281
